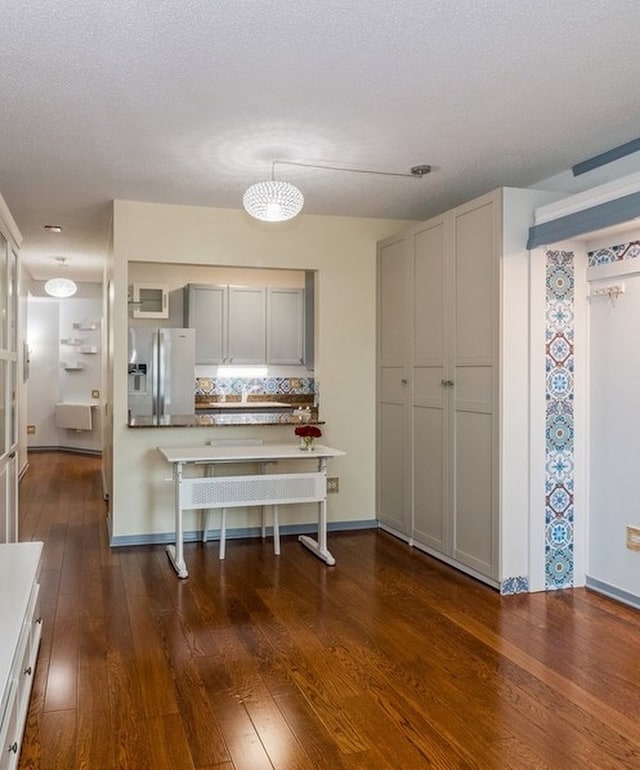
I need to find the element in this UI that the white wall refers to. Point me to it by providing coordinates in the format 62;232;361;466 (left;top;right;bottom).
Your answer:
110;202;414;541
587;237;640;600
26;288;103;453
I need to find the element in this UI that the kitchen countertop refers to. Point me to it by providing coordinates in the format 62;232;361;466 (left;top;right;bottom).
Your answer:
128;411;324;428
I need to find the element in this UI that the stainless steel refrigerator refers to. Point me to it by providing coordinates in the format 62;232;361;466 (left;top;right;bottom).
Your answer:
128;327;196;417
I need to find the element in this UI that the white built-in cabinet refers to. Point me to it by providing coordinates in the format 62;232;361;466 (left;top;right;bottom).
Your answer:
377;187;558;588
184;283;304;366
0;195;20;544
0;542;43;769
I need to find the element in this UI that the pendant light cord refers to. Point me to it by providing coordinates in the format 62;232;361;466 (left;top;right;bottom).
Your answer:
271;160;431;181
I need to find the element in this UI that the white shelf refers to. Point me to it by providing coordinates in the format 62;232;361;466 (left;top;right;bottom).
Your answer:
73;321;98;331
79;346;98;354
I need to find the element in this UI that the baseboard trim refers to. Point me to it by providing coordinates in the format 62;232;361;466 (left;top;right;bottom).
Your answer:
586;576;640;611
28;446;102;456
109;518;378;547
378;521;500;591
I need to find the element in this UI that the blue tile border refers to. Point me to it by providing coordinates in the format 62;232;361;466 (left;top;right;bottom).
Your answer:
501;576;529;595
587;240;640;267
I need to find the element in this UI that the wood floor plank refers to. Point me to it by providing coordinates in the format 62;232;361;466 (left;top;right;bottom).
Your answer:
76;614;115;768
42;590;79;713
17;452;640;770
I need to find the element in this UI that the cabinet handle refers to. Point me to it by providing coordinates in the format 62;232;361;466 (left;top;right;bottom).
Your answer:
8;742;18;753
440;379;454;388
401;378;408;385
24;666;32;676
36;617;43;624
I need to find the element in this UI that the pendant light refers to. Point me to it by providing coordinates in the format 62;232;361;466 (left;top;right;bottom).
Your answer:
243;160;431;223
243;178;304;222
44;257;77;298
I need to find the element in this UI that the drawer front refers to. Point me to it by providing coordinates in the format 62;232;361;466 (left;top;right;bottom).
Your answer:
0;684;19;770
0;582;42;770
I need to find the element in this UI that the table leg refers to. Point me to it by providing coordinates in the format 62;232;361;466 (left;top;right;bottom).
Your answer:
166;461;189;578
297;457;335;565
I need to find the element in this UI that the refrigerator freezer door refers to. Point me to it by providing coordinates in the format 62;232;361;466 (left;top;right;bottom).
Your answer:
128;328;154;416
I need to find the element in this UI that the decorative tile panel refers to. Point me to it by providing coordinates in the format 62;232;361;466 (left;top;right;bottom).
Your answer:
587;240;640;267
501;576;529;595
544;249;575;590
195;376;315;398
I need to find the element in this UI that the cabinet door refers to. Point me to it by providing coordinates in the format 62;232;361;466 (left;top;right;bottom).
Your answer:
268;288;304;365
228;287;266;364
412;218;449;551
378;236;410;368
378;370;411;535
184;284;226;364
451;196;498;579
377;236;411;535
131;284;169;319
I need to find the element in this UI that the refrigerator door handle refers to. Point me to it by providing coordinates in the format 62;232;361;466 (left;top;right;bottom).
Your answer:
157;329;166;417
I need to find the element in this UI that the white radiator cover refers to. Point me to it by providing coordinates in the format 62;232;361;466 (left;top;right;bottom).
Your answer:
180;472;326;509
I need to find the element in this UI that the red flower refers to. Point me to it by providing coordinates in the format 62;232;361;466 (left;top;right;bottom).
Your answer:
294;425;322;438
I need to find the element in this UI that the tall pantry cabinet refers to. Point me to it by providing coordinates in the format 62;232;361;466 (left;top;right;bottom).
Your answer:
0;193;20;544
377;187;558;589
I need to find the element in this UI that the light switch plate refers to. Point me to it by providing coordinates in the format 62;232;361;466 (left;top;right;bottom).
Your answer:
626;525;640;551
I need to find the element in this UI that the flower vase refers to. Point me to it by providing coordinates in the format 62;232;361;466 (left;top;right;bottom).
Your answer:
300;436;315;451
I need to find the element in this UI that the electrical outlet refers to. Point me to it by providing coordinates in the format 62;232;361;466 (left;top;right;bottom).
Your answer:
27;425;36;435
91;389;100;399
626;525;640;552
327;477;339;493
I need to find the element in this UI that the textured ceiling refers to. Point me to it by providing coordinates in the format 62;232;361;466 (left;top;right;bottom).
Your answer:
2;0;640;282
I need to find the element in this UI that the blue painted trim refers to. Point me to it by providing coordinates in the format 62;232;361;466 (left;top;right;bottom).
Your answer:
109;519;378;548
572;137;640;176
586;577;640;611
527;190;640;249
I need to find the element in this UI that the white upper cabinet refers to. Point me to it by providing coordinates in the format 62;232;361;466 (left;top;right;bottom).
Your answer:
227;286;266;364
185;283;305;366
267;288;304;365
130;283;169;319
184;284;227;364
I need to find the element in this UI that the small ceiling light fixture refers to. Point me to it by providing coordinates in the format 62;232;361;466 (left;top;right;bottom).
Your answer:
242;160;431;223
44;257;77;298
43;224;63;233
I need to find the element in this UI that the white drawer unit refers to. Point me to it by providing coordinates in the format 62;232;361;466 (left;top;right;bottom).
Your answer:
0;542;43;770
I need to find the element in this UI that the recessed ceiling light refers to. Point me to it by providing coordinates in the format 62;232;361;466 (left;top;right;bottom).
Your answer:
43;224;62;233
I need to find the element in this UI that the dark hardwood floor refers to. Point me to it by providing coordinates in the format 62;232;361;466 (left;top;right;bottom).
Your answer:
16;451;640;769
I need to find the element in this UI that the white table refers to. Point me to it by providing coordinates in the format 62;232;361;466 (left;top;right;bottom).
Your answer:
157;443;346;578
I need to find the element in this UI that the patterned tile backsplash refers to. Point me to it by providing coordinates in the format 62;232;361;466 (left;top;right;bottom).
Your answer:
587;240;640;267
195;376;316;400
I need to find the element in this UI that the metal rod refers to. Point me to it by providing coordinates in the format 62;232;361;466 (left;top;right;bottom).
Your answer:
271;160;431;180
